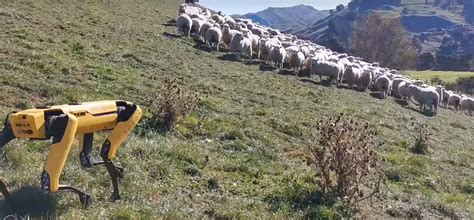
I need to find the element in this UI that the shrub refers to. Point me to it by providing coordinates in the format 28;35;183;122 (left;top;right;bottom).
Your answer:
145;78;200;132
307;113;383;210
430;76;445;86
411;123;431;155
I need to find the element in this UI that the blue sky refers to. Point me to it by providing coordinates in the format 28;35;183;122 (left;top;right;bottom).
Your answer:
199;0;350;15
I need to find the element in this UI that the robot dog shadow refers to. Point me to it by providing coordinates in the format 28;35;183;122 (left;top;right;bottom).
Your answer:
0;186;57;218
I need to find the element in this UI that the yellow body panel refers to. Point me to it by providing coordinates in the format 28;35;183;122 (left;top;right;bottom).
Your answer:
9;110;46;139
8;100;120;139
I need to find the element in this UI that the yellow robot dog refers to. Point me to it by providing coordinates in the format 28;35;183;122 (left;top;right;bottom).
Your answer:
0;100;142;206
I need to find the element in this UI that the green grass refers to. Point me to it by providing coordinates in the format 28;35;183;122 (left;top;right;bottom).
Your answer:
0;0;473;218
403;70;474;83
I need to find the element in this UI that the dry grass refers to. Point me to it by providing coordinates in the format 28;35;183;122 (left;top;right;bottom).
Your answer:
145;78;200;132
308;114;383;213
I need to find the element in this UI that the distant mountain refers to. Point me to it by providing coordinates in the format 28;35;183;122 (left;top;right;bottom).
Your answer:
289;0;473;71
233;5;329;32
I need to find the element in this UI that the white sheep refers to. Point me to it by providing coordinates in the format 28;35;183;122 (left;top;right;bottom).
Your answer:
259;37;280;64
269;45;286;72
251;28;266;37
356;69;373;91
408;84;439;114
249;34;260;58
342;65;362;88
222;24;238;50
288;50;305;75
391;78;408;97
398;81;412;101
176;14;193;37
435;85;444;106
374;75;392;99
310;60;344;86
205;25;222;51
448;93;462;111
211;14;225;24
199;21;213;43
202;8;211;18
191;18;204;39
230;32;252;61
460;95;474;116
441;89;451;108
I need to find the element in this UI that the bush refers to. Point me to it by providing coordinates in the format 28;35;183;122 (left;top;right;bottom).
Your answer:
307;113;383;210
430;76;445;86
411;123;431;155
146;78;200;132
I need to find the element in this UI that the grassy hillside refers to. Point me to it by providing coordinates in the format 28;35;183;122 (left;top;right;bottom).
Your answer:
403;70;474;83
0;0;473;218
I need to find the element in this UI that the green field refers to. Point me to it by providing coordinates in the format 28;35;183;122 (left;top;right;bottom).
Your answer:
403;70;474;83
0;0;473;218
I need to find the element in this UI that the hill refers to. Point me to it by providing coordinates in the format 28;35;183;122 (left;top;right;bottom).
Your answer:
233;5;329;32
289;0;474;71
0;0;473;218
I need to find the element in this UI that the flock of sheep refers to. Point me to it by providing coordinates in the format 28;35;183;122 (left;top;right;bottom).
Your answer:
176;3;474;117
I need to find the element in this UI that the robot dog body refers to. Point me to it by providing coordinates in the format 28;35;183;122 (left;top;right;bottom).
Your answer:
0;100;142;206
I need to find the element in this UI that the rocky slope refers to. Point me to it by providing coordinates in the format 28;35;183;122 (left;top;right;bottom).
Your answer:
288;1;473;71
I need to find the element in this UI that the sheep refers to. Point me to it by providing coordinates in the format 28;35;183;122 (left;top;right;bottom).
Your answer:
199;21;213;43
441;89;451;108
356;69;373;91
249;34;260;58
251;28;266;37
190;13;206;20
398;81;412;101
222;24;238;50
391;78;408;97
258;38;271;63
269;45;286;72
191;18;204;39
282;42;298;48
202;8;211;18
259;37;280;64
435;85;444;106
268;28;280;36
300;46;310;58
342;65;363;88
176;14;192;37
181;5;202;17
211;14;225;24
407;85;439;114
230;32;252;61
246;23;255;30
460;95;474;116
448;93;462;111
374;75;392;99
310;60;344;86
224;18;236;29
205;25;222;51
288;50;305;75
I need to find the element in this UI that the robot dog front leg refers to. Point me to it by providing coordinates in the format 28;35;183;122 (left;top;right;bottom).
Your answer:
41;113;91;206
99;103;142;201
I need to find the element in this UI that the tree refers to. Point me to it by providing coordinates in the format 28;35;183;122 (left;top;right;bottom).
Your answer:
349;13;418;70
